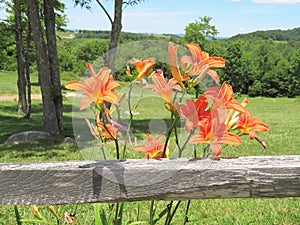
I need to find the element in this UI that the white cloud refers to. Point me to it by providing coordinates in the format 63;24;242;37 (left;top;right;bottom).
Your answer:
252;0;300;4
230;0;242;2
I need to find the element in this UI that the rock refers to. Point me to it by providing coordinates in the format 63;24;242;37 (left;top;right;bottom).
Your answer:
63;137;76;144
4;131;52;145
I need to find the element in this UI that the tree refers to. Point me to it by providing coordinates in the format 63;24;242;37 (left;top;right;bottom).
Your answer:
183;16;218;49
13;0;29;116
44;0;64;130
27;0;63;134
74;0;145;73
3;0;32;117
221;42;246;93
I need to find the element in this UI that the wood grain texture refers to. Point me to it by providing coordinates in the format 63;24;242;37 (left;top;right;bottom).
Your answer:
0;155;299;205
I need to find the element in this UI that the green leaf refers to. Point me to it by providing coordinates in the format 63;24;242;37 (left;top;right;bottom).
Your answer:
94;203;102;225
128;222;147;225
19;219;52;224
14;206;22;225
100;212;109;225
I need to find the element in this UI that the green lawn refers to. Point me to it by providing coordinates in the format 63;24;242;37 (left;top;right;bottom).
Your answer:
0;71;40;95
0;77;299;224
0;70;78;96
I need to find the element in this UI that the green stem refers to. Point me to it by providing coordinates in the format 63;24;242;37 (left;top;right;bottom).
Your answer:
149;200;155;225
14;205;22;225
164;201;173;225
162;113;179;158
184;200;191;224
101;113;120;159
122;83;145;159
203;144;211;158
194;144;197;158
122;83;134;159
114;203;119;224
178;128;195;158
128;83;134;122
166;201;181;225
114;138;120;160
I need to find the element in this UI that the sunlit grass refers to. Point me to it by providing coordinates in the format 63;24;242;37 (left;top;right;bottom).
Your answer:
0;92;299;224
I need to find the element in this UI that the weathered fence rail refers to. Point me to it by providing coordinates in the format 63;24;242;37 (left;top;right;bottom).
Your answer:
0;155;299;205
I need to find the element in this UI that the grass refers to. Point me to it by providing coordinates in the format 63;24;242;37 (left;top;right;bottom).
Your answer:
0;79;300;224
0;71;41;95
0;70;79;96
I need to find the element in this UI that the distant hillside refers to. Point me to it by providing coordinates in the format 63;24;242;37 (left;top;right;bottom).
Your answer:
74;29;182;41
230;27;300;42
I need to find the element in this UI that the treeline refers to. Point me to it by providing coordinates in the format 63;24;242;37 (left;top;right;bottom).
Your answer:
231;27;300;42
75;29;181;43
212;38;300;97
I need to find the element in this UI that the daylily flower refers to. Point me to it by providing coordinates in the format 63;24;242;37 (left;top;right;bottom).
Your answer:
181;43;225;84
189;111;241;156
65;64;120;110
168;42;185;88
236;109;269;139
129;57;156;81
179;95;209;132
144;69;182;111
85;111;122;141
96;112;122;140
205;82;246;114
225;97;249;130
64;212;73;224
134;134;169;159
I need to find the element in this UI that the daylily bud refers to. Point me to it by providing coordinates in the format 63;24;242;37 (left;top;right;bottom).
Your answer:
48;205;58;218
126;65;132;78
30;205;43;219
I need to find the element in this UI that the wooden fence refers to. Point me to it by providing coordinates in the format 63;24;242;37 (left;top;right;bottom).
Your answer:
0;155;299;205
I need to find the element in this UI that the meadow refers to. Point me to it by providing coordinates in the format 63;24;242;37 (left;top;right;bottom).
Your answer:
0;71;299;224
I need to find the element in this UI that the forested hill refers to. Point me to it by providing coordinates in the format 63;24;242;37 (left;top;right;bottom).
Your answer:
74;29;181;41
230;27;300;41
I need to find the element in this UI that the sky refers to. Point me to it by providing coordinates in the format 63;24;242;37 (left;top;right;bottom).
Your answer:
1;0;300;37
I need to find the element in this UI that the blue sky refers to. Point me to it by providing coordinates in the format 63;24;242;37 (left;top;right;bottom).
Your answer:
63;0;300;37
1;0;300;37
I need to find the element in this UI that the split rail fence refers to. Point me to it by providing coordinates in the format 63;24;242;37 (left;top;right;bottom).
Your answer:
0;155;299;205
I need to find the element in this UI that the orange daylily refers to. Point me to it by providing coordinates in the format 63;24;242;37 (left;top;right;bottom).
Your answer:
144;69;182;111
129;57;156;81
65;64;120;110
205;82;246;114
179;95;209;132
85;114;122;141
96;112;122;140
225;97;249;130
168;42;185;88
134;134;169;159
189;110;241;156
97;122;119;140
181;43;225;84
237;109;269;139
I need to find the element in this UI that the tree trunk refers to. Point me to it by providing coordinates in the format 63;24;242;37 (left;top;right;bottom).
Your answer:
44;0;63;132
27;0;60;134
25;12;32;119
14;0;28;116
107;0;123;73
